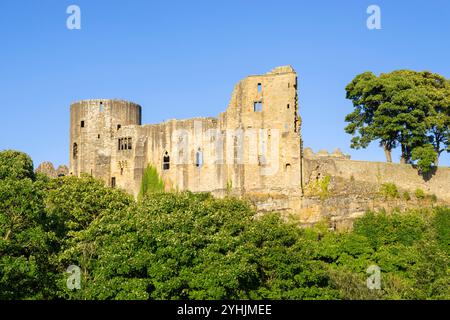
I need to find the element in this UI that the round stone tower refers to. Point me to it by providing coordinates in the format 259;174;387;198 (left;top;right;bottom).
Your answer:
69;99;142;181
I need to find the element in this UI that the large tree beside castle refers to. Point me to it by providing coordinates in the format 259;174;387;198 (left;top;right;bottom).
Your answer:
344;70;450;168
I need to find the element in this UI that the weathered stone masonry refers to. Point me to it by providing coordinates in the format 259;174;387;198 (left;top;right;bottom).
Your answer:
70;66;302;201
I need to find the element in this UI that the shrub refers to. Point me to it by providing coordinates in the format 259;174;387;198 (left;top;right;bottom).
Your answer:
139;165;165;198
380;183;399;199
319;175;331;199
415;188;426;199
403;191;411;201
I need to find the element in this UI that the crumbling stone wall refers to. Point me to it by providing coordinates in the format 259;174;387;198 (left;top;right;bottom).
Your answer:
69;66;302;199
36;162;69;178
302;150;450;202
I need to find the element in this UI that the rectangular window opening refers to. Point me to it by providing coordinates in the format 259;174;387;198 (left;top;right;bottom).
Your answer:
254;102;263;112
257;83;262;92
111;177;116;188
81;121;85;128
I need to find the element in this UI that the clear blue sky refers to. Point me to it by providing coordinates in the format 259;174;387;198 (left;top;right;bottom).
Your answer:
1;0;449;167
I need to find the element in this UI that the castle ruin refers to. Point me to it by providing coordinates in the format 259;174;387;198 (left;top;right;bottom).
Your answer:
69;66;450;228
70;66;302;199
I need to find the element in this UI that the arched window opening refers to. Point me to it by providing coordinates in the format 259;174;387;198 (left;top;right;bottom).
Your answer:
195;148;203;168
73;143;78;159
163;151;170;170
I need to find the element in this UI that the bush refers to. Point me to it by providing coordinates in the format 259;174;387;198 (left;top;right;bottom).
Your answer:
415;189;426;199
380;183;399;199
319;175;331;199
403;191;411;201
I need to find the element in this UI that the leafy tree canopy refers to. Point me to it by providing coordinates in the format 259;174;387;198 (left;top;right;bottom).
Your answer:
345;70;450;168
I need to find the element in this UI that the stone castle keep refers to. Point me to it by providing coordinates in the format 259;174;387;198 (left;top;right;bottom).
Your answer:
69;66;450;227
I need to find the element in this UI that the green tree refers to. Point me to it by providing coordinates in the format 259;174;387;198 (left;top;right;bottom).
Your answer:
0;151;55;299
411;144;438;174
45;174;133;241
324;208;449;300
59;192;338;300
345;70;450;164
0;150;35;180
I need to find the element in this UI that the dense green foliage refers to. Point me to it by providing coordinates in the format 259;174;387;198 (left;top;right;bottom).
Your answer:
139;165;165;198
379;183;399;199
344;70;450;171
0;150;449;300
411;144;438;174
0;151;53;299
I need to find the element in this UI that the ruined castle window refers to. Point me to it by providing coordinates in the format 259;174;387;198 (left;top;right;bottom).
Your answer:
257;83;262;92
128;137;132;150
163;152;170;170
98;134;100;139
118;138;121;150
287;104;290;109
111;177;116;188
117;124;121;130
195;148;203;168
254;102;262;112
99;102;104;113
81;121;85;128
120;168;124;175
258;155;266;166
285;163;291;171
72;143;78;159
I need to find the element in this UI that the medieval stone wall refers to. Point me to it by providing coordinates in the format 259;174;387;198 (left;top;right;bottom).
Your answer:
69;66;302;199
302;151;450;202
